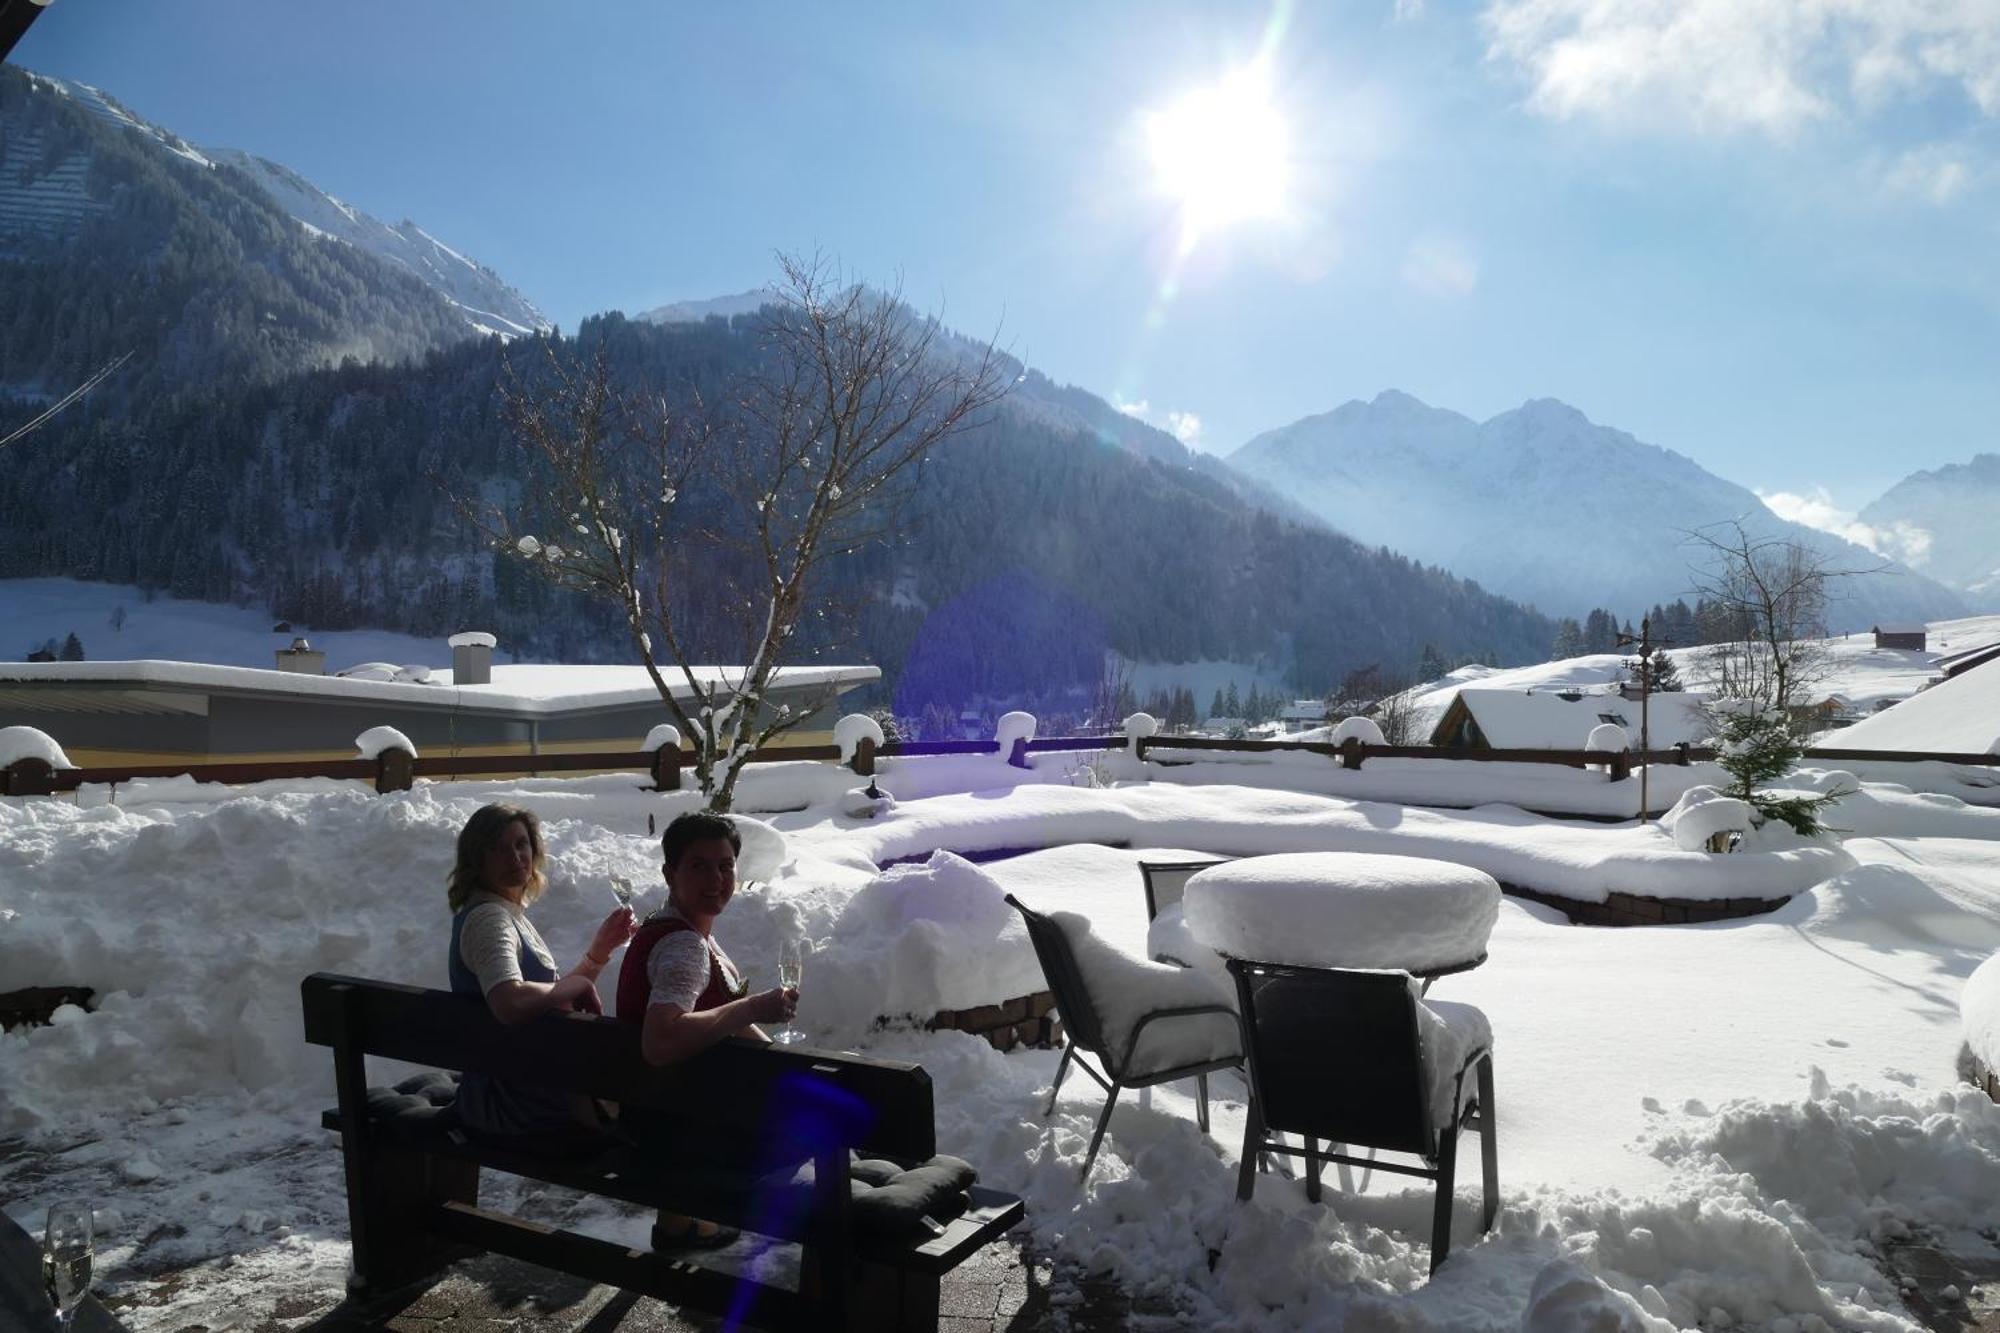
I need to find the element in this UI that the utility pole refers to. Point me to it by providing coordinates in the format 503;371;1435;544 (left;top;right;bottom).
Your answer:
1616;616;1661;822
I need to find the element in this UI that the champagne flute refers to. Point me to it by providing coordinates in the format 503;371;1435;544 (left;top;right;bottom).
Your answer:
41;1204;92;1332
774;938;805;1045
609;874;637;909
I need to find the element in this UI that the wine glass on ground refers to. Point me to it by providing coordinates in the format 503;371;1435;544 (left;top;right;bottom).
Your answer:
42;1204;92;1332
775;938;805;1045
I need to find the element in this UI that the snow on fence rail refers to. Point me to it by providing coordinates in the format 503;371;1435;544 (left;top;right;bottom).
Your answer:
0;727;1993;800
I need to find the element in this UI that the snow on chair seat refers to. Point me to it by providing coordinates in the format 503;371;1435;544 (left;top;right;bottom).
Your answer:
1004;895;1243;1180
1184;852;1499;976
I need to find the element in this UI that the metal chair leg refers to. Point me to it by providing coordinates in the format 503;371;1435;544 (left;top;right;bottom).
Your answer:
1044;1044;1074;1117
1429;1125;1460;1275
1080;1081;1122;1181
1305;1136;1322;1203
1478;1056;1498;1232
1236;1103;1262;1201
1195;1073;1210;1134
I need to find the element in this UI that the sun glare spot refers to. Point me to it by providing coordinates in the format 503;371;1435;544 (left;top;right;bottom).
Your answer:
1146;65;1291;246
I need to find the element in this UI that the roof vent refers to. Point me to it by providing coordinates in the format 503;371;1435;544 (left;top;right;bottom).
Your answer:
449;630;495;685
276;636;326;675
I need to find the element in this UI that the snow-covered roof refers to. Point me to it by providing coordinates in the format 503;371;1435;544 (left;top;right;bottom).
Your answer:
0;660;879;717
1443;687;1713;749
1825;666;2000;755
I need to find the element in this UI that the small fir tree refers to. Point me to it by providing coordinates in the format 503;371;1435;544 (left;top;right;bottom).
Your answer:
1712;705;1835;837
59;632;85;661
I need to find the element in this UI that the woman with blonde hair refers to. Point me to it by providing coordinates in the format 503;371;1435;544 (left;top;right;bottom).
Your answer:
447;802;637;1144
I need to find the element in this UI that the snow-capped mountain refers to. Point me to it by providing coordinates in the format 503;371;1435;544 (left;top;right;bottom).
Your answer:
1228;390;1967;626
3;69;547;341
1858;455;2000;604
208;149;549;338
637;289;774;325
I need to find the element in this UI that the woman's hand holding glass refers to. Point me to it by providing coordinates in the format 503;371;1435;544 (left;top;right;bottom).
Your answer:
588;906;638;964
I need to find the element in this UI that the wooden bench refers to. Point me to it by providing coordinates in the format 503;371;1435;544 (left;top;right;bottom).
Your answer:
301;973;1024;1331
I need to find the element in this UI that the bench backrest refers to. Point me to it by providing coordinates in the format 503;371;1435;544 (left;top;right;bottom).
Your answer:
1137;858;1232;922
300;973;936;1161
1226;960;1434;1158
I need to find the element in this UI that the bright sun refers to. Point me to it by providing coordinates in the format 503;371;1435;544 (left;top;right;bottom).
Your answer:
1145;65;1290;244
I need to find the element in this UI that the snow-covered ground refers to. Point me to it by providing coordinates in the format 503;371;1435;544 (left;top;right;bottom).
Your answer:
1404;614;2000;741
0;577;459;672
6;767;2000;1331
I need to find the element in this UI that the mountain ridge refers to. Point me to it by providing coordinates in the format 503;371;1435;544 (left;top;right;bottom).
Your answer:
1228;389;1967;626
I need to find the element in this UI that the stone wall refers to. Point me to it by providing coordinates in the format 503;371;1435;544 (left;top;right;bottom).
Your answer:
926;992;1061;1052
1505;884;1792;927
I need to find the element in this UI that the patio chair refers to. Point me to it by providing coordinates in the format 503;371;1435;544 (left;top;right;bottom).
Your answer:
1005;894;1243;1180
1226;960;1496;1274
1137;858;1231;969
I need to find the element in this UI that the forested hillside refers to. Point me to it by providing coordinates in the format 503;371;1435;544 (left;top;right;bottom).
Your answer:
0;313;1556;711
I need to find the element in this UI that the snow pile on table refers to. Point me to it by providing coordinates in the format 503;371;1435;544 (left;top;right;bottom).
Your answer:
1050;911;1239;1071
352;725;415;759
806;850;1042;1037
0;725;72;769
1962;953;2000;1076
1183;852;1499;973
1660;786;1755;851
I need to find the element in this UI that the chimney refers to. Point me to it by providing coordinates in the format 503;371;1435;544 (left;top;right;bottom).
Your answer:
276;636;326;675
448;630;496;685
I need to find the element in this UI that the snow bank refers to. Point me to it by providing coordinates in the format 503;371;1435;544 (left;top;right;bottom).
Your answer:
832;713;883;765
1521;1258;1670;1332
0;725;73;769
1963;953;2000;1077
352;725;416;760
807;852;1042;1037
840;783;1845;905
1660;786;1755;852
725;814;790;882
1183;852;1499;973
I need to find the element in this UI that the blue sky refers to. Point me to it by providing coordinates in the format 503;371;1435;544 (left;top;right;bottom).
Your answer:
16;0;2000;528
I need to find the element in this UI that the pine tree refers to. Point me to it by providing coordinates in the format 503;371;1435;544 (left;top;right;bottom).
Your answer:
1417;643;1449;682
59;632;85;661
1210;687;1226;720
1551;618;1584;659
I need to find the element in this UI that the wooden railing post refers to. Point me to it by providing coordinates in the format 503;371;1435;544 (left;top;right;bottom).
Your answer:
850;736;876;777
1607;751;1630;783
1338;738;1365;771
374;748;415;795
1008;736;1030;769
1;757;57;797
650;746;682;791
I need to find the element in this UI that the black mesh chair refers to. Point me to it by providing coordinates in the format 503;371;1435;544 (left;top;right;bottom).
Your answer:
1137;858;1233;924
1005;894;1243;1180
1227;959;1496;1274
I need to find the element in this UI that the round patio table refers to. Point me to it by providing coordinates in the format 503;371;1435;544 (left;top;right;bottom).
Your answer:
1181;851;1500;980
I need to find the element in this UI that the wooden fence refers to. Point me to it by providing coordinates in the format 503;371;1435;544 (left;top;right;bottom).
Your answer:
1;731;1992;800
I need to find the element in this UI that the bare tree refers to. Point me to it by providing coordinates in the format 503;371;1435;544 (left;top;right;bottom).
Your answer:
472;255;1008;810
1684;519;1870;713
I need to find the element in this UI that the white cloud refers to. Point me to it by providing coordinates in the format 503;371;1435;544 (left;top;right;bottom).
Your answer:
1757;486;1934;565
1401;235;1480;296
1483;1;2000;138
1883;144;1971;203
1114;395;1205;448
1393;0;1426;21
